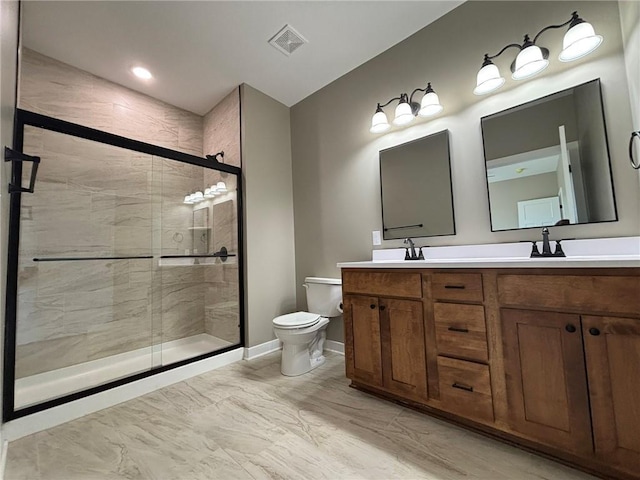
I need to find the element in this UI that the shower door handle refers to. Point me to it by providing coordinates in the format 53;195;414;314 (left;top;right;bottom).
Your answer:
4;147;40;194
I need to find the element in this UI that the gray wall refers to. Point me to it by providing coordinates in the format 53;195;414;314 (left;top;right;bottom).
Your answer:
618;1;640;192
240;84;296;347
1;0;20;433
291;1;640;342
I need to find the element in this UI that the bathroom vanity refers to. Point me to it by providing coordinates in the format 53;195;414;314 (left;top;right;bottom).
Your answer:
338;243;640;480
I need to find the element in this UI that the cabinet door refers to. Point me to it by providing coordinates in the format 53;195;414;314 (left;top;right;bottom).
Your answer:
502;309;592;454
583;315;640;475
344;295;382;387
380;298;428;401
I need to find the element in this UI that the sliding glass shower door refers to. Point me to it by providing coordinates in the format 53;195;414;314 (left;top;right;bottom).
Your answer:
5;111;243;419
13;125;156;410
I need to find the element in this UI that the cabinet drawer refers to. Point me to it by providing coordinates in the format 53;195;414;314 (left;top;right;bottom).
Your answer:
432;273;483;303
497;274;640;316
437;356;494;424
434;303;488;362
342;271;422;299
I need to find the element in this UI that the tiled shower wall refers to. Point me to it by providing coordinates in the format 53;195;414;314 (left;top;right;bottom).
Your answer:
15;49;241;377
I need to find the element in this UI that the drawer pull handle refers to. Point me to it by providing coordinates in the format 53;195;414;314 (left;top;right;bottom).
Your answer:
379;305;386;311
448;326;469;333
565;324;576;333
370;304;376;309
589;327;601;336
452;382;474;392
444;284;465;289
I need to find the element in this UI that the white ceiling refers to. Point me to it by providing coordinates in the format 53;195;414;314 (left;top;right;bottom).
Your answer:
22;1;463;116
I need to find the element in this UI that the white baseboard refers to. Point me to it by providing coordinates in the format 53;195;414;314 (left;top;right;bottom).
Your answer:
1;347;243;442
325;340;344;354
244;339;281;360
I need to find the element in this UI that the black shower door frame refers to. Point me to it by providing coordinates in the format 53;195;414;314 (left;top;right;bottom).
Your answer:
3;109;245;421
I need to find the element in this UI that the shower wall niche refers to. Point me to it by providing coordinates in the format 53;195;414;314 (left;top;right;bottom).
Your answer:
4;110;243;419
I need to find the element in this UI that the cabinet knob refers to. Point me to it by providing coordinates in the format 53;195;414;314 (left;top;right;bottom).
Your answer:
370;304;376;309
589;327;601;336
565;324;576;333
379;305;386;311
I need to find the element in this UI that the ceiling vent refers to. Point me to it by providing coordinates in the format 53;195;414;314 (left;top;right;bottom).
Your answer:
268;24;308;56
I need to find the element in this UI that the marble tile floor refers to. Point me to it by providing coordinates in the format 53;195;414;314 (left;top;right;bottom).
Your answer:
5;352;597;480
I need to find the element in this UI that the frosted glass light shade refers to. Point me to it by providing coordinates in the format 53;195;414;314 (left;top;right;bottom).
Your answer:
393;101;414;126
193;191;204;202
216;181;227;193
512;45;549;80
474;63;506;95
559;22;603;62
370;110;390;133
204;187;215;198
184;195;195;204
418;91;443;117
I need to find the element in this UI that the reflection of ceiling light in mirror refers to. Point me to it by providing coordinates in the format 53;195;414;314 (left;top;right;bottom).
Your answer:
132;66;153;80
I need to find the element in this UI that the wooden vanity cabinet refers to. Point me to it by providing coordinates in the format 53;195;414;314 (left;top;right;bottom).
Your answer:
342;266;640;480
582;315;640;476
343;271;427;402
501;308;593;455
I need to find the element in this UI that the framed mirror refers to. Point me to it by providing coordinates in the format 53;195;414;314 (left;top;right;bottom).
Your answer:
482;79;617;231
380;130;455;240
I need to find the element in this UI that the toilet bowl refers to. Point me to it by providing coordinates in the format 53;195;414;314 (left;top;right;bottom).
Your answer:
273;277;342;376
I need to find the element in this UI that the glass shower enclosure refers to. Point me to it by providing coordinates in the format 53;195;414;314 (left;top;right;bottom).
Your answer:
3;110;244;420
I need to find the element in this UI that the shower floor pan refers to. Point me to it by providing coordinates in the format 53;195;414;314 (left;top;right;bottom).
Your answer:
15;333;233;409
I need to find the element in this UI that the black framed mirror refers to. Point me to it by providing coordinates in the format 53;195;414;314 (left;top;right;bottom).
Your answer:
380;130;455;240
481;79;617;232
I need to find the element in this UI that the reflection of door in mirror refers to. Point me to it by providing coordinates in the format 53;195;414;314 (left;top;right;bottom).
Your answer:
482;79;617;232
192;207;209;254
517;197;561;228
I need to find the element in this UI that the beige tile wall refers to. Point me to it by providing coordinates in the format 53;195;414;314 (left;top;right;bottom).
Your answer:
203;89;241;167
20;49;203;157
16;52;242;377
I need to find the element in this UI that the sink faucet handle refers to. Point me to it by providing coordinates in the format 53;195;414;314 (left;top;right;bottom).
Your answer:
553;240;566;257
530;241;541;257
417;247;425;260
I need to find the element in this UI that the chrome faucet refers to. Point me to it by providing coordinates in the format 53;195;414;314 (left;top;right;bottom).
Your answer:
404;238;424;260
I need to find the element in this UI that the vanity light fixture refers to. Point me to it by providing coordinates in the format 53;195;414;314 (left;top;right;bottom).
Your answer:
370;82;443;134
183;195;195;205
215;181;227;193
473;11;603;95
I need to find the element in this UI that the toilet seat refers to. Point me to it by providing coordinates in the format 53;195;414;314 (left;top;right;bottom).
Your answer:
273;311;321;329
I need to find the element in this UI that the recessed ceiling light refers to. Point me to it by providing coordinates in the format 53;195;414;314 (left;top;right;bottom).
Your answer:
132;66;153;80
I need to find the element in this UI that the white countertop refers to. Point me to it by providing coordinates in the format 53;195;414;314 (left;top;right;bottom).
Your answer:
337;237;640;269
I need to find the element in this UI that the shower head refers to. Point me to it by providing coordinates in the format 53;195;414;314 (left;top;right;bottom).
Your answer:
206;151;224;163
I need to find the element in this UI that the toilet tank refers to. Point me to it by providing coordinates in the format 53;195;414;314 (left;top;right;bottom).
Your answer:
304;277;342;317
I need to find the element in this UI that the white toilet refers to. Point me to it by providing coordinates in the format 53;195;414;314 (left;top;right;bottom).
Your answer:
273;277;342;376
